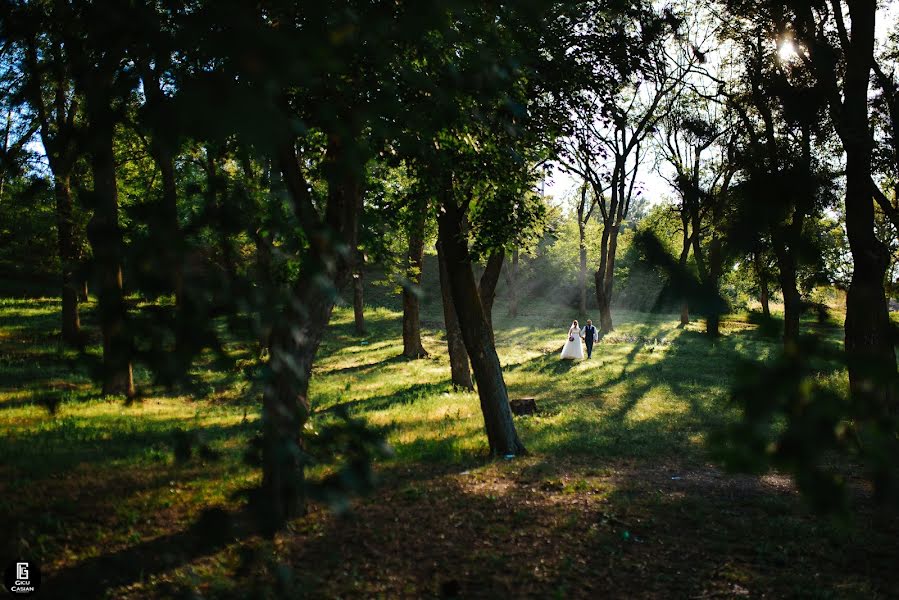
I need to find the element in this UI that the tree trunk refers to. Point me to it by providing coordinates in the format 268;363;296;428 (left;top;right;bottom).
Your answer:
86;119;134;397
437;239;473;390
261;137;363;529
263;277;336;530
79;277;89;302
841;0;896;413
506;247;519;317
353;257;366;335
152;142;183;306
595;224;618;334
54;176;81;344
678;234;690;328
760;279;770;319
402;206;428;358
774;245;801;349
478;249;504;341
755;252;771;318
438;196;525;456
705;236;723;337
577;207;588;314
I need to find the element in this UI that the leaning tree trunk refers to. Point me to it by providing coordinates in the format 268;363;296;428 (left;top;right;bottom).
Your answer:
262;266;339;530
438;196;525;456
86;118;134;397
437;239;473;390
54;175;81;344
478;249;504;343
402;205;428;358
261;138;363;530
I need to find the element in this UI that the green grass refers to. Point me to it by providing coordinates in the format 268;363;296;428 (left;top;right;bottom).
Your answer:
1;292;895;599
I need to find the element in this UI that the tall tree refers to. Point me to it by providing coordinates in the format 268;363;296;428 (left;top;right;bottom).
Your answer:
67;1;139;396
775;0;897;410
138;60;183;306
575;183;597;313
437;184;526;455
437;237;475;390
401;196;429;359
13;16;83;344
563;6;700;333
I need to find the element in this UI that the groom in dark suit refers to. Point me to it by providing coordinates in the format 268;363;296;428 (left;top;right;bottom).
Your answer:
581;319;598;359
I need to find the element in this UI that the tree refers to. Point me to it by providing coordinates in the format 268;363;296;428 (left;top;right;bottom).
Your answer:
788;0;897;410
137;47;184;306
8;7;84;345
64;1;141;396
401;195;429;359
437;236;475;391
563;6;700;333
575;183;597;313
437;179;526;455
657;99;734;333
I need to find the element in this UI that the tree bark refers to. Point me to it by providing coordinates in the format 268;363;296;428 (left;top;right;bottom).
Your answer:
678;229;690;328
353;256;366;335
705;235;723;337
437;239;474;390
478;249;504;340
438;196;525;456
260;136;363;529
841;1;896;412
86;117;134;397
691;212;721;338
402;203;428;358
594;223;618;334
752;252;771;318
151;141;183;306
141;67;183;306
54;176;81;344
774;243;801;349
263;276;336;529
577;197;588;313
24;38;82;345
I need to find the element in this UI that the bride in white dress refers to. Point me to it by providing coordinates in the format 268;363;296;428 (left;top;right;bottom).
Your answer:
560;320;584;360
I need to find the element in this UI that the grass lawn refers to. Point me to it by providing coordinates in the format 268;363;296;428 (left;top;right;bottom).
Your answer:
1;292;896;599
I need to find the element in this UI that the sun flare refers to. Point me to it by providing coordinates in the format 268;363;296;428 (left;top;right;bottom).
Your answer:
778;39;797;61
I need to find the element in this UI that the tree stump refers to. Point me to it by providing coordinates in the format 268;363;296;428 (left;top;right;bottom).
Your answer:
509;398;537;416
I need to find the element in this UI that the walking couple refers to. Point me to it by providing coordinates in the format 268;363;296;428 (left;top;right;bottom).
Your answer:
560;319;599;360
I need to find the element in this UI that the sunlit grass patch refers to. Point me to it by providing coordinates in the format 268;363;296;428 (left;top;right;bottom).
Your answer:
5;294;885;598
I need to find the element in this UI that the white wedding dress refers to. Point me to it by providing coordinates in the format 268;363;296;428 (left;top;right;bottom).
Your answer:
560;324;584;360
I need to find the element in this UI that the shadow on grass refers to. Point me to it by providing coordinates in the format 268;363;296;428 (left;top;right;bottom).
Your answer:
318;353;409;376
318;381;451;416
1;420;256;482
208;458;899;599
45;505;257;599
